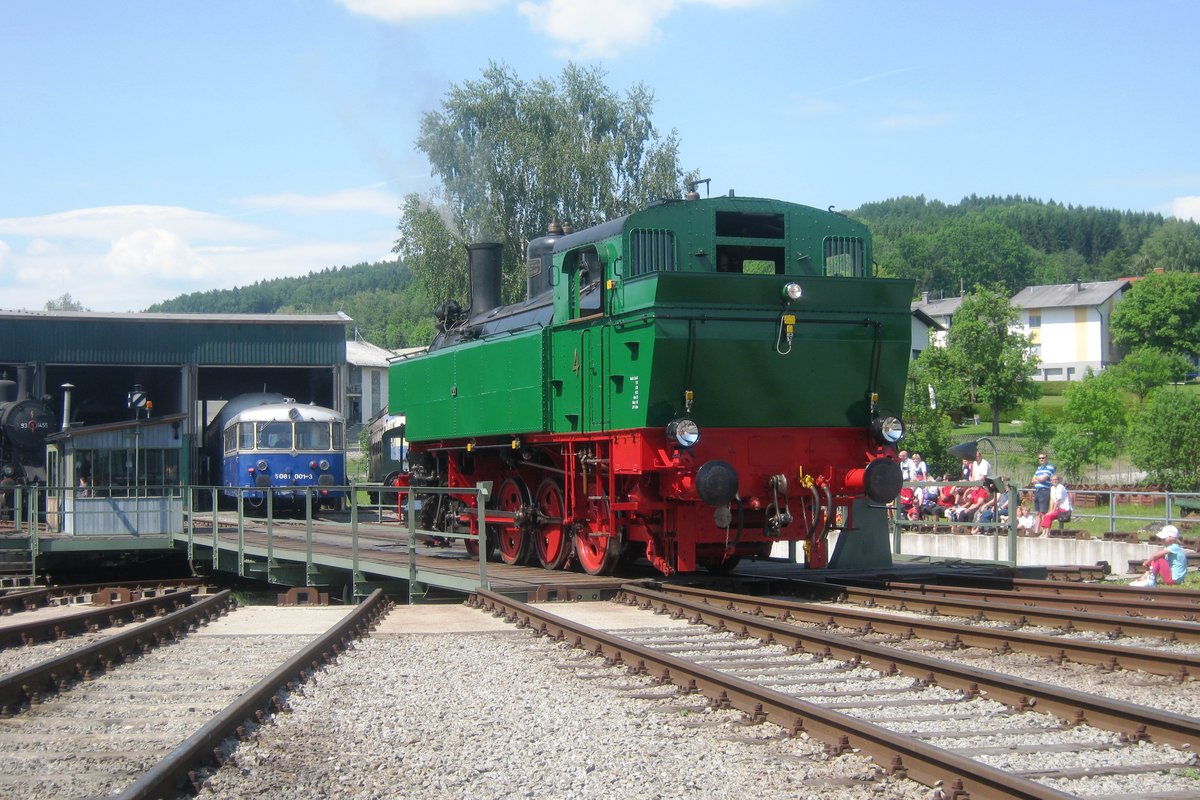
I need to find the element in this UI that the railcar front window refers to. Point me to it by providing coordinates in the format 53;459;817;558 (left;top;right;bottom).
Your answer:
257;421;293;450
332;421;344;450
238;422;254;450
295;421;332;450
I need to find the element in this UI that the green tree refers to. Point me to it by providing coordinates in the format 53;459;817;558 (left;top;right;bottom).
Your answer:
1127;387;1200;490
1111;271;1200;359
945;287;1041;436
1017;402;1056;463
396;61;689;307
1106;346;1192;404
902;350;957;477
1131;218;1200;274
932;219;1035;296
45;293;88;311
394;196;469;311
1049;370;1127;482
1031;248;1088;287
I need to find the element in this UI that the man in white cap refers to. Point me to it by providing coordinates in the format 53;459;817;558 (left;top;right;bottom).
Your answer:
1129;525;1189;587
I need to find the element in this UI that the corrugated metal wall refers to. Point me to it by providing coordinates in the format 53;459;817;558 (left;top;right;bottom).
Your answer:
0;315;346;366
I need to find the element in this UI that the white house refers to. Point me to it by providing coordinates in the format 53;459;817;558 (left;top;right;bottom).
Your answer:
1009;280;1131;381
343;339;394;436
910;307;944;359
910;293;962;349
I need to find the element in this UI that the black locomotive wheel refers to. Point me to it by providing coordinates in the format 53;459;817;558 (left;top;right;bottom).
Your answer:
532;479;571;570
493;477;531;565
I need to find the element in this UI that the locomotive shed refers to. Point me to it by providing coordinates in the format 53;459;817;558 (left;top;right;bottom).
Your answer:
0;309;349;576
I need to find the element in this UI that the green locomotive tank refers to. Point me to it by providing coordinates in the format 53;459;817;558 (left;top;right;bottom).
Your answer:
391;192;912;575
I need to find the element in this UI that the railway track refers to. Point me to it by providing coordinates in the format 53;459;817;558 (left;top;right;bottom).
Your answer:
655;583;1199;680
473;586;1200;799
0;578;208;616
0;590;389;799
829;576;1200;623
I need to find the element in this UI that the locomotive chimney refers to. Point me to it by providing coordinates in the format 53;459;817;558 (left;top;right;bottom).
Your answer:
466;242;503;318
61;383;75;431
15;365;32;402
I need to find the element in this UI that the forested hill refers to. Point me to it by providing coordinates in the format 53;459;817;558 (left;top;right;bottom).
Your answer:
143;195;1200;350
851;194;1199;298
145;259;436;349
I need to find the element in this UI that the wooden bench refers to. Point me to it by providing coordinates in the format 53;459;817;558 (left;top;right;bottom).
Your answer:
1128;551;1200;573
1176;498;1200;517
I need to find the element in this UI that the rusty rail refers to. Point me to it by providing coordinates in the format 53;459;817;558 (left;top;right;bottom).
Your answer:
0;590;235;714
786;579;1200;643
652;583;1197;680
471;587;1078;800
115;589;391;800
619;584;1200;750
0;589;196;648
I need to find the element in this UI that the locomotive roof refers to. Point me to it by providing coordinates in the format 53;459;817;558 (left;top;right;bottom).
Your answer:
549;194;862;252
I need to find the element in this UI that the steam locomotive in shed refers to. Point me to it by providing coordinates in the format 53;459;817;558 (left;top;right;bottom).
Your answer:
389;191;912;576
0;367;55;493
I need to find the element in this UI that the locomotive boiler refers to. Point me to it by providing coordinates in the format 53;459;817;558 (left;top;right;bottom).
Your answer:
0;367;55;491
389;192;912;575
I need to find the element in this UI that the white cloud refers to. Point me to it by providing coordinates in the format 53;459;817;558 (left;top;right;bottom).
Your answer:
335;0;506;22
25;238;61;257
102;228;209;280
338;0;780;58
0;205;270;243
518;0;676;58
876;112;956;131
234;186;401;216
0;199;398;313
1169;196;1200;222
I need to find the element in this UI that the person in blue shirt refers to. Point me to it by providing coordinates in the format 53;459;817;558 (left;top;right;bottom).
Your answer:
1130;525;1189;587
1031;453;1056;515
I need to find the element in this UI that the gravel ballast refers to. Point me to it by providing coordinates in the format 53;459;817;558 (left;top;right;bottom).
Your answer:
196;628;928;800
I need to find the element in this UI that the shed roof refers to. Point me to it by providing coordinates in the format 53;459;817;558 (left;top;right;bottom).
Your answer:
1010;280;1130;310
0;310;351;325
346;339;395;368
0;310;350;366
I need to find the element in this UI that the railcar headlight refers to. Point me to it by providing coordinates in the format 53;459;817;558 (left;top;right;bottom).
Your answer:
782;282;802;302
257;459;269;472
666;417;701;448
319;459;330;471
870;415;905;445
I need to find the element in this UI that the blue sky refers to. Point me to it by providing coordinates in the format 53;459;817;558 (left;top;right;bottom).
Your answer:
2;0;1198;312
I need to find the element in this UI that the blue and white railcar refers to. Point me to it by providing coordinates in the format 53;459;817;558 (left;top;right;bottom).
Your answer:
219;400;346;510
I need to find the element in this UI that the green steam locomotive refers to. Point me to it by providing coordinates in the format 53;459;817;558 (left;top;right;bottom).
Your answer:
389;190;912;575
